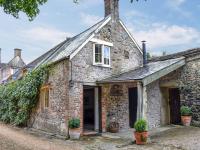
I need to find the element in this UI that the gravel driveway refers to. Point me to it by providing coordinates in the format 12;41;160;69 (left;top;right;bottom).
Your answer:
0;123;200;150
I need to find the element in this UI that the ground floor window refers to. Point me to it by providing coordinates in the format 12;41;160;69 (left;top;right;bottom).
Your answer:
40;84;51;109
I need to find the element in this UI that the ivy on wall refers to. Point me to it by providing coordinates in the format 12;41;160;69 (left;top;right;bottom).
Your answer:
0;65;49;126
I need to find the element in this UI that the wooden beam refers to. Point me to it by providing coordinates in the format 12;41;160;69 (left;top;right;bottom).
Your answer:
90;38;113;47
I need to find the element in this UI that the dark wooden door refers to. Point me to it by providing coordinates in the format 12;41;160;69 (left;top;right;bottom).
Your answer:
129;87;138;128
83;88;95;130
169;88;181;124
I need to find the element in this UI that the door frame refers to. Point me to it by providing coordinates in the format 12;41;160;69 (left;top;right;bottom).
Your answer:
83;86;101;132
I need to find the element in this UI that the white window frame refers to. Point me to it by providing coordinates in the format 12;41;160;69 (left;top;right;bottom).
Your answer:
93;43;111;67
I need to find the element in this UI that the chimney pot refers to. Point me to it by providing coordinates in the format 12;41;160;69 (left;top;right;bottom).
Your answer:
142;41;147;66
104;0;119;21
14;48;22;58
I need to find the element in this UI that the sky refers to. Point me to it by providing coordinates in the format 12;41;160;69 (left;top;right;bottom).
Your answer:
0;0;200;64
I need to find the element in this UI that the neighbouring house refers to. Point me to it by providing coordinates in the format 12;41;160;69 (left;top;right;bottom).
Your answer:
21;0;200;136
0;48;26;84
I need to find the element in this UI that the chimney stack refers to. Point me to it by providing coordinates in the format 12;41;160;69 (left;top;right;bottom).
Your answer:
142;41;147;66
14;48;22;58
104;0;119;21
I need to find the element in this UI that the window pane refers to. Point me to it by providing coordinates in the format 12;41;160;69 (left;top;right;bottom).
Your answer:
104;46;110;65
95;44;102;63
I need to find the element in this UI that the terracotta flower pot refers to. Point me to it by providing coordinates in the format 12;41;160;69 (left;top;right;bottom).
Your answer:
181;116;192;126
109;122;119;133
134;131;148;145
109;127;119;133
69;128;81;140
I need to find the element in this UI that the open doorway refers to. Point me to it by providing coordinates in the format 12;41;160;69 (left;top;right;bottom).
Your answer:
83;87;95;131
169;88;181;125
128;87;138;128
83;86;101;133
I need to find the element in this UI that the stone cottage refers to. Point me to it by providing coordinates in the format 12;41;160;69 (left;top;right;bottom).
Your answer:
25;0;200;136
0;48;26;84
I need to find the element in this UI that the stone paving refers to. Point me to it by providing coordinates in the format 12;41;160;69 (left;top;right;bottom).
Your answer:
0;123;200;150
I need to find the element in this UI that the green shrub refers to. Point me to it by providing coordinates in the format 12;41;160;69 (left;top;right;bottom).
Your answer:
180;106;192;116
0;65;49;126
68;118;80;129
134;119;148;132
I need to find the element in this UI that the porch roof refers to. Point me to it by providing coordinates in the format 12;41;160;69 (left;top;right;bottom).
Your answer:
98;57;185;86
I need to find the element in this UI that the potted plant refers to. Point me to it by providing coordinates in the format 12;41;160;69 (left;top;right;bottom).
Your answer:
68;118;80;140
109;121;119;133
134;119;148;145
180;106;192;126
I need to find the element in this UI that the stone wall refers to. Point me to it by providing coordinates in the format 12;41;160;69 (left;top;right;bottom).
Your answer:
101;83;137;131
68;82;83;133
146;80;162;129
69;20;143;132
159;56;200;126
29;60;69;135
71;21;143;84
179;57;200;126
95;22;143;75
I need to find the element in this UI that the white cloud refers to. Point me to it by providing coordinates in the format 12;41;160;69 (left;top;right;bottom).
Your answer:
123;8;200;56
19;26;72;45
80;13;103;26
11;26;74;63
128;23;200;55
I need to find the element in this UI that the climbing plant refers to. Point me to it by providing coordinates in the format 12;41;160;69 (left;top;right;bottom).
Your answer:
0;65;49;126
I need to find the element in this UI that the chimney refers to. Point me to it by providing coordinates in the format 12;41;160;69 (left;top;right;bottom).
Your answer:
142;41;147;66
104;0;119;21
14;48;22;58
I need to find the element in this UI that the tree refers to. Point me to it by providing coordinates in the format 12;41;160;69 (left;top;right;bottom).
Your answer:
0;0;48;21
0;0;146;21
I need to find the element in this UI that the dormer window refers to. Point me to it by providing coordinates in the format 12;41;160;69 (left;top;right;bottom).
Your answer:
93;44;111;67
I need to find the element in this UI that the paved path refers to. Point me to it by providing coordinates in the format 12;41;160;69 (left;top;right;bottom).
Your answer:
0;123;200;150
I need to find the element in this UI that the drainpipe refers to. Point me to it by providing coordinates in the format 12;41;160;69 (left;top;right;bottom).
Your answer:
69;60;74;87
142;41;147;66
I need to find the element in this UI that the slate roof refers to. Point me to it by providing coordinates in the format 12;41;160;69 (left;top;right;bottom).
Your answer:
0;56;26;70
27;16;111;68
149;48;200;62
7;56;26;68
99;57;185;83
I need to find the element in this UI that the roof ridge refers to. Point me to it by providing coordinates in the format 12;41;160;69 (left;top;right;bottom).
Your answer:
150;48;200;62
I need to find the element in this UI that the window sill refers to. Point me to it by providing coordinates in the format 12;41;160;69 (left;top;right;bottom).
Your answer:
93;64;112;69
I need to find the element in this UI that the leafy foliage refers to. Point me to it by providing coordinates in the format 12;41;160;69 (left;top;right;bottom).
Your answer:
134;119;148;132
181;106;192;116
68;118;80;129
0;0;48;21
0;65;49;126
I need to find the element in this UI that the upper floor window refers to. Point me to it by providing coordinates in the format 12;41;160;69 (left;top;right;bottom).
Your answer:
93;44;110;67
